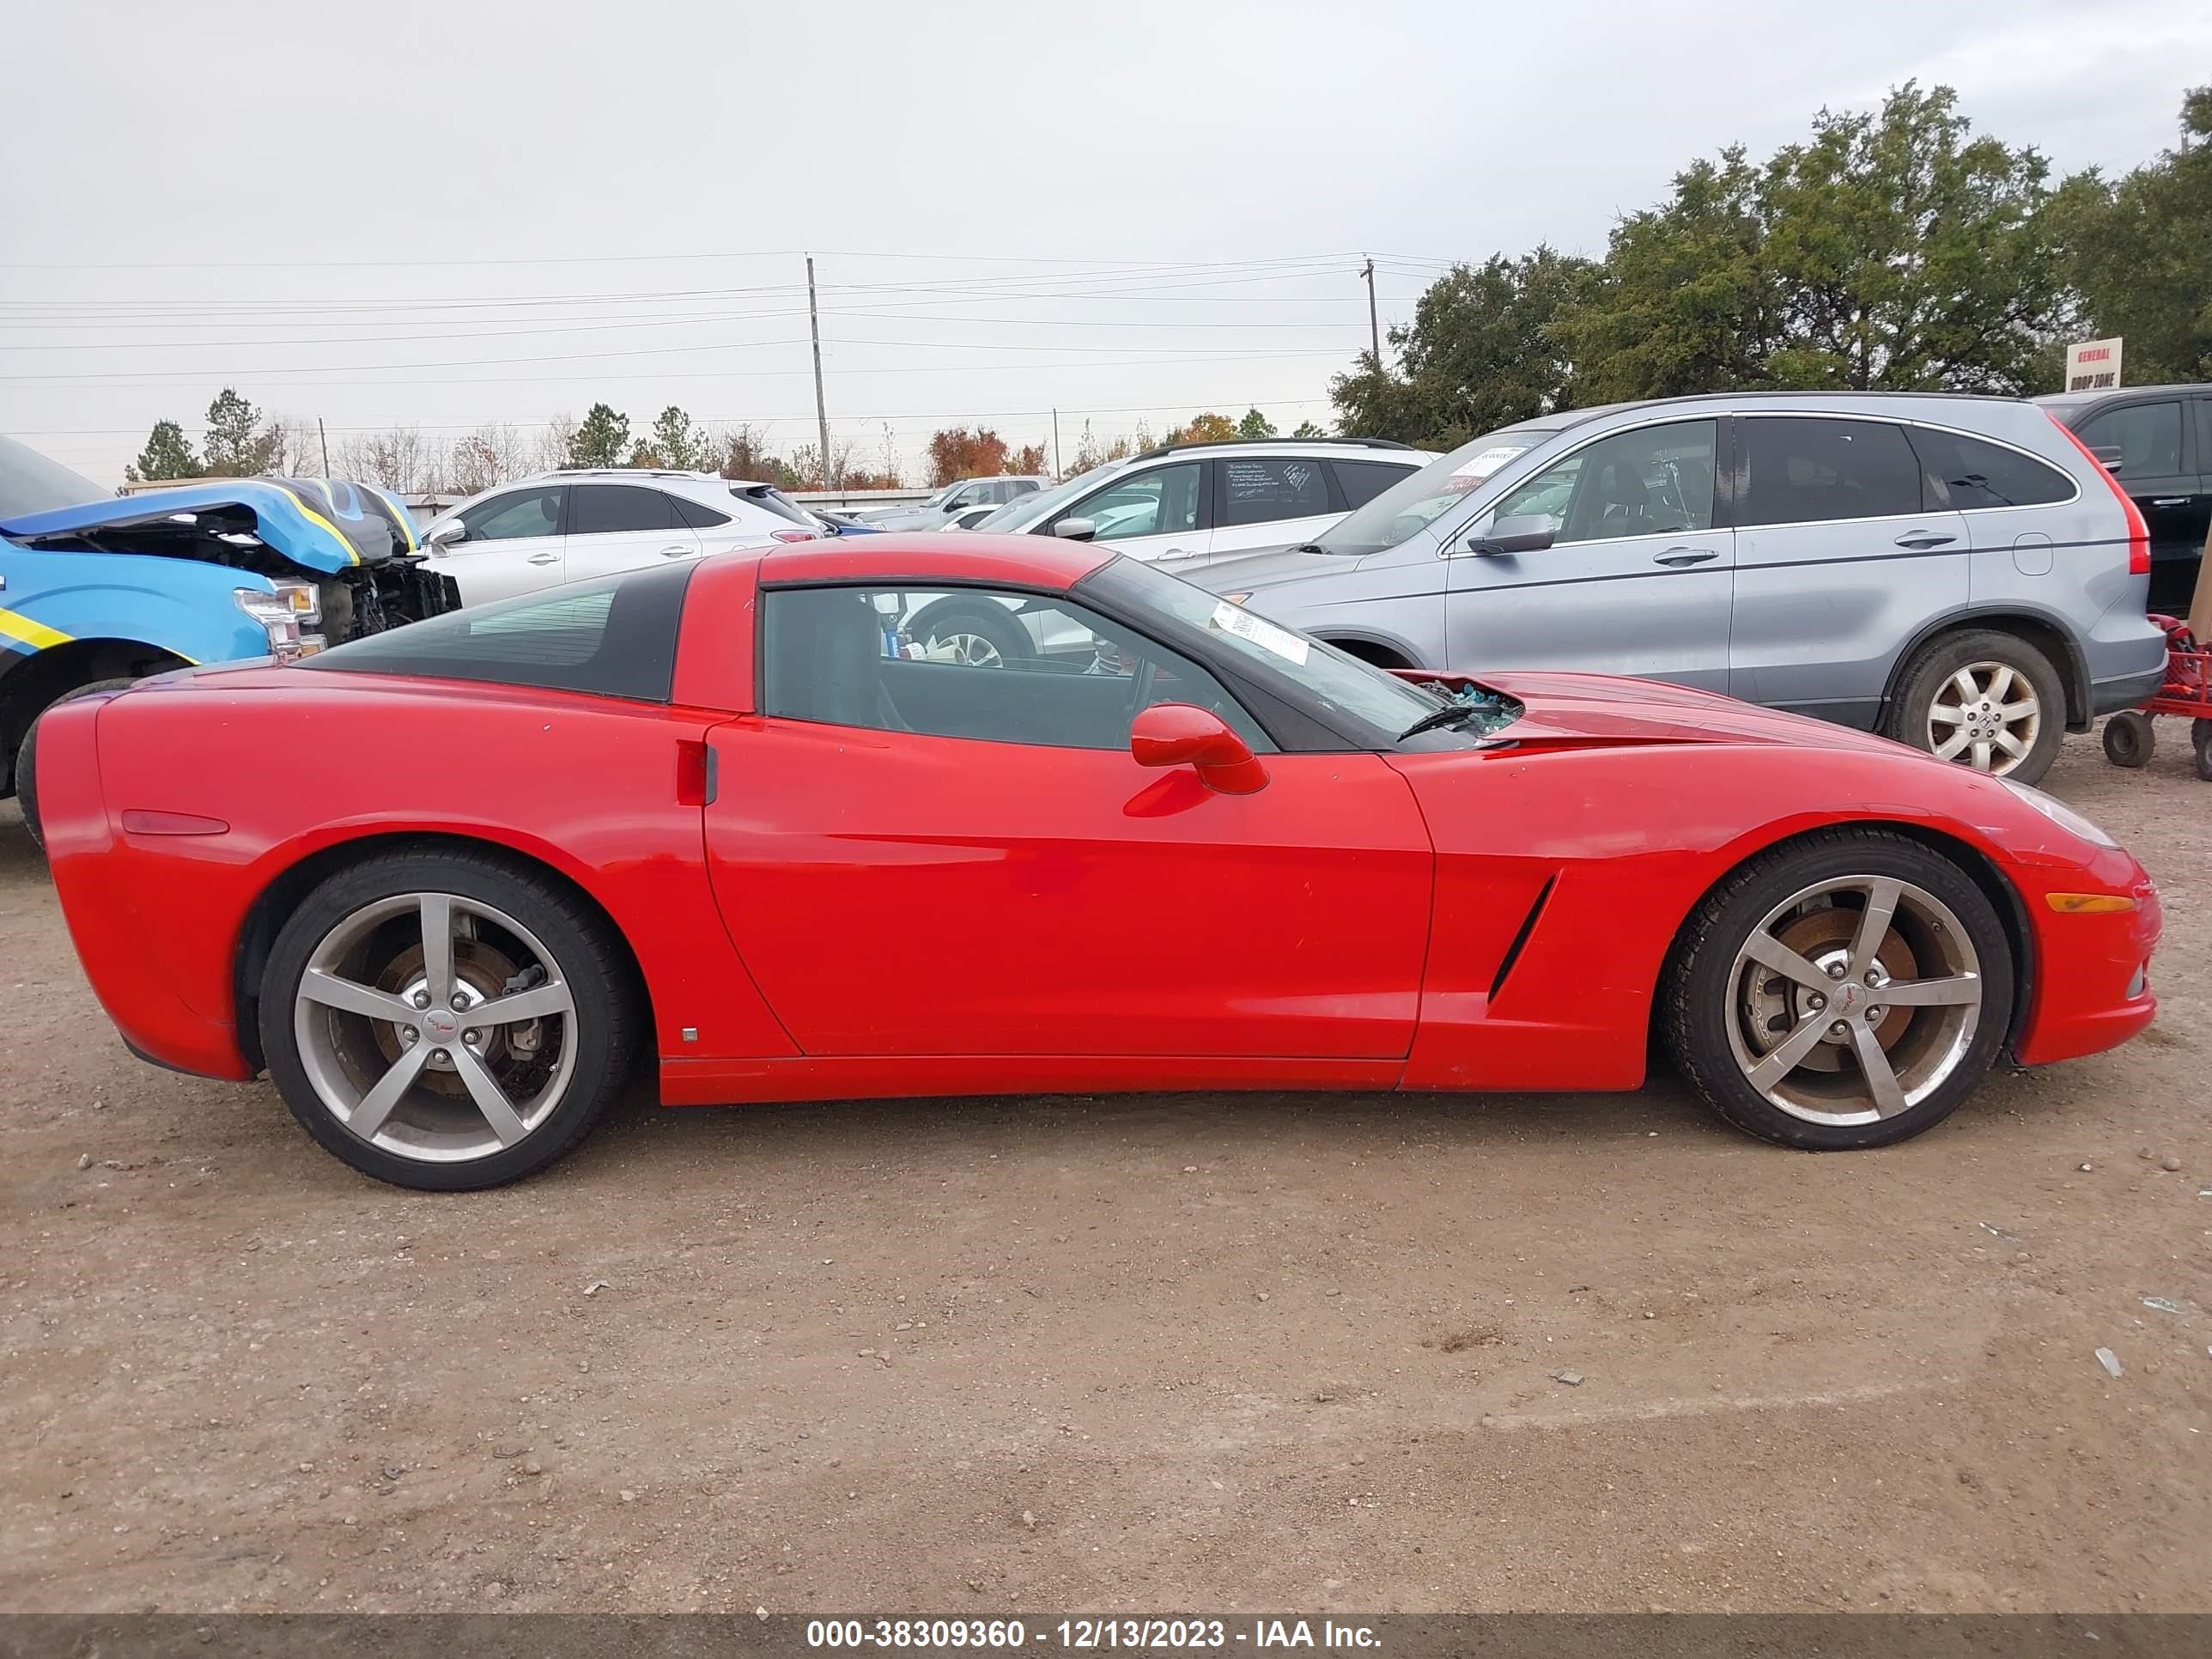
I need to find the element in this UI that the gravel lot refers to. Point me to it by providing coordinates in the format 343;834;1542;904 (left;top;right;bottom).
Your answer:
2;730;2207;1615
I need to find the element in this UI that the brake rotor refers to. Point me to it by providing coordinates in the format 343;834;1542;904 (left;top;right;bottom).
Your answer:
1746;907;1921;1073
369;939;523;1097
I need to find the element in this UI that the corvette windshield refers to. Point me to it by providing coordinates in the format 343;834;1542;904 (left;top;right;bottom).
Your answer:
1080;556;1518;747
1310;422;1562;556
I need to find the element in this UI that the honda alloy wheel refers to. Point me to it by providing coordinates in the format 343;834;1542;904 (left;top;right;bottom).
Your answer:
1663;830;2014;1150
1924;661;2042;776
261;851;636;1189
1887;629;2063;786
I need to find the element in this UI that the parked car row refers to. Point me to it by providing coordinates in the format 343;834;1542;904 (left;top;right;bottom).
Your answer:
1010;395;2174;788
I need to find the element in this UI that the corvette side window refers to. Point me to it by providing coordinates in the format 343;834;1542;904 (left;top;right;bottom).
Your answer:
761;584;1272;753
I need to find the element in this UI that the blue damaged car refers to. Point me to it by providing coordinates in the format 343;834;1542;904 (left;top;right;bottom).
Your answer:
0;434;458;805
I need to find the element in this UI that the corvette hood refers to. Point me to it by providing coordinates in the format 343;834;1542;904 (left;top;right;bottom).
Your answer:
0;477;417;573
1452;669;1910;756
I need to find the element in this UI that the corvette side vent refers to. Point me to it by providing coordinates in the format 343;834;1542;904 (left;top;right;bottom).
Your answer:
1488;874;1559;1001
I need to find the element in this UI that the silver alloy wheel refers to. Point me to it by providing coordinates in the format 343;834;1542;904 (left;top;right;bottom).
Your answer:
291;891;580;1163
1723;875;1984;1126
924;629;1004;668
1926;660;2040;775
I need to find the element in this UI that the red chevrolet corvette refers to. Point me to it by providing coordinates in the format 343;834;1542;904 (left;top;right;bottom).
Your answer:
29;536;2158;1188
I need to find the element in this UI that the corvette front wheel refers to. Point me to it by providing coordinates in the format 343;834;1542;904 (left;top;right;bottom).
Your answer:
1662;830;2013;1150
259;849;639;1189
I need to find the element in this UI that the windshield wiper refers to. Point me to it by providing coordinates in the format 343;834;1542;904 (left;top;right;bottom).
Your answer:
1395;702;1488;742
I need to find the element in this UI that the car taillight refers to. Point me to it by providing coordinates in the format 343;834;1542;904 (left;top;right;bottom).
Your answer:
2049;410;2150;575
770;529;819;544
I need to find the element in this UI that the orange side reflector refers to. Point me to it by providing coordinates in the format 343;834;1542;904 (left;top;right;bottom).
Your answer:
2045;892;2137;915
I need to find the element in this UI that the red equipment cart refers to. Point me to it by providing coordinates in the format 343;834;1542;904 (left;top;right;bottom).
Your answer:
2101;614;2212;780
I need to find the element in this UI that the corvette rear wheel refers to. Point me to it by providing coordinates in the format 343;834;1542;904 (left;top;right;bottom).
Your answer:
259;850;637;1189
1662;830;2013;1150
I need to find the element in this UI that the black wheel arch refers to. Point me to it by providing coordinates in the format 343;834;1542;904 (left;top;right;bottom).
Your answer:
229;831;654;1075
1880;608;2092;732
1312;630;1419;671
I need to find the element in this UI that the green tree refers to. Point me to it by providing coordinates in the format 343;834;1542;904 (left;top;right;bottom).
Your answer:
567;403;632;469
125;418;201;483
1566;82;2068;400
200;386;278;475
636;405;708;471
1236;408;1276;440
2057;86;2212;385
1290;419;1328;439
1161;411;1238;447
1330;249;1593;447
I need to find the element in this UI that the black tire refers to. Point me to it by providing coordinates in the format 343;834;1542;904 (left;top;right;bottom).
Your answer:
1885;629;2065;786
2102;710;2155;769
1661;828;2014;1152
903;597;1033;668
258;848;640;1190
2194;720;2212;784
15;678;141;854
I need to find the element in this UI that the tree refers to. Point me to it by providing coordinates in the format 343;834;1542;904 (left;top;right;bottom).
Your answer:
201;386;280;476
2057;86;2212;385
1565;82;2068;400
1237;408;1276;440
449;422;529;495
1007;441;1049;475
532;415;578;476
714;422;804;488
633;405;709;471
1290;419;1328;439
1331;249;1594;447
337;426;441;493
125;419;201;483
567;403;631;469
1162;411;1238;447
925;427;1010;486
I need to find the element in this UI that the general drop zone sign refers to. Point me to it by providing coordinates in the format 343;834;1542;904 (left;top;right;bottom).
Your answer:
2066;337;2123;392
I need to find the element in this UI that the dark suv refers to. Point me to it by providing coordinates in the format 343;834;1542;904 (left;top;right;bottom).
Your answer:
2038;385;2211;612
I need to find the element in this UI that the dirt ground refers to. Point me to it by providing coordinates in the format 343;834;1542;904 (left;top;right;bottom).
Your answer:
2;730;2208;1617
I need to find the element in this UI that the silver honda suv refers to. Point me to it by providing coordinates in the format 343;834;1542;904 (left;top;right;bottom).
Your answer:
1186;392;2168;785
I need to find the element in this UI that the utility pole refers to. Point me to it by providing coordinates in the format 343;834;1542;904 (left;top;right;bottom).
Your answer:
806;255;832;489
1360;257;1380;368
1051;408;1062;478
316;416;331;478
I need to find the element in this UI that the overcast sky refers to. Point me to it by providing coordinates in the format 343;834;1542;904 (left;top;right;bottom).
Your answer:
4;0;2209;489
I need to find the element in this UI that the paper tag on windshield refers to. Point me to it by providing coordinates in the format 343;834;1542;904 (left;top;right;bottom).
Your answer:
1211;601;1309;665
1451;445;1527;482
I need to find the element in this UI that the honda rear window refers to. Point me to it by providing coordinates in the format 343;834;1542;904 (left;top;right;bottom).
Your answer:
1907;428;2075;510
301;563;692;702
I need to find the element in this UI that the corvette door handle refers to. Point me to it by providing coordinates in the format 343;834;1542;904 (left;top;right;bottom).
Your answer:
1894;531;1957;550
526;551;561;565
1653;548;1718;567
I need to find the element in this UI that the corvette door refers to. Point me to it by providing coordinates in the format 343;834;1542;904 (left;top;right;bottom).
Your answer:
702;582;1433;1059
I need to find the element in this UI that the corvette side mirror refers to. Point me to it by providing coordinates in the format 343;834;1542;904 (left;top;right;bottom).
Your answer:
1466;514;1556;556
1129;703;1267;794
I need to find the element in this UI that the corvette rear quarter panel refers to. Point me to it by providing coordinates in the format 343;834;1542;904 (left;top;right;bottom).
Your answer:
52;674;795;1076
1386;739;2106;1091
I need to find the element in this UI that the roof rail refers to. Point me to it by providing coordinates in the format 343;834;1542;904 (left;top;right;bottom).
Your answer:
1130;435;1416;461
